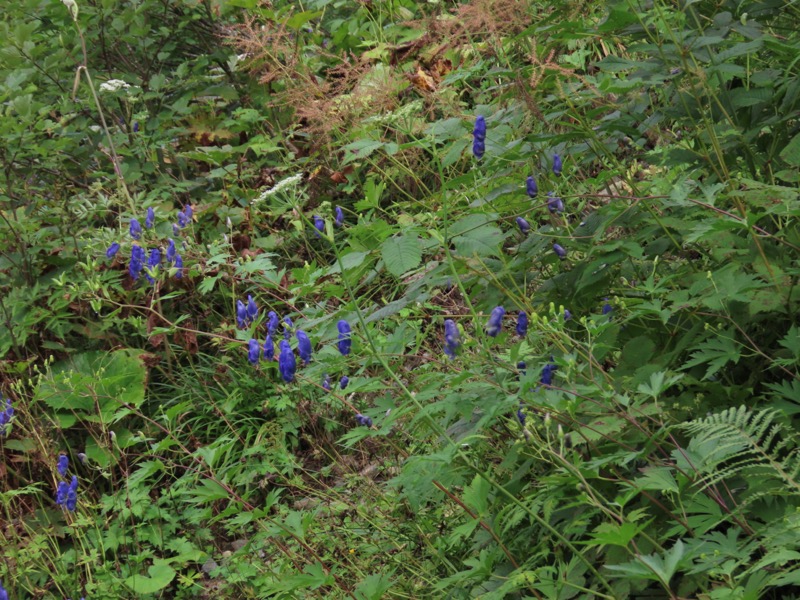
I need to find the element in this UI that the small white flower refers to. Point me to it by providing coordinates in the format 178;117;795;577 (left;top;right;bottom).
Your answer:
99;79;131;93
253;173;304;203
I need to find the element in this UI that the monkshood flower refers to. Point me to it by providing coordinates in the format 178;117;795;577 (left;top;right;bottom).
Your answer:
526;176;538;198
267;311;279;335
553;153;562;176
145;248;161;284
553;243;567;259
57;454;69;477
174;254;183;278
517;361;527;375
602;298;613;318
283;316;294;340
145;206;155;228
57;476;79;511
337;320;352;356
130;218;142;239
516;311;528;336
263;335;274;361
564;309;572;320
236;300;247;328
486;306;505;337
184;204;193;220
106;242;120;259
340;376;349;390
472;115;486;159
246;295;258;322
541;361;557;386
166;239;176;263
129;245;145;280
322;374;331;391
278;340;296;382
334;206;344;227
516;217;530;234
172;223;180;236
133;121;139;133
355;413;373;427
0;579;7;600
297;330;312;364
517;408;526;426
444;319;459;359
248;339;260;365
0;398;13;435
313;215;324;237
547;192;564;214
177;210;189;228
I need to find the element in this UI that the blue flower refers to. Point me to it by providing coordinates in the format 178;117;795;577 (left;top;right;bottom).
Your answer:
602;298;613;317
322;374;331;391
267;311;279;335
0;580;7;600
145;248;161;283
66;476;78;511
246;295;258;322
56;480;69;506
564;309;572;321
248;339;260;365
516;311;528;336
340;376;349;390
313;215;324;237
133;121;139;133
486;306;505;337
516;217;530;234
547;192;564;214
337;320;352;356
263;335;274;361
129;218;142;239
145;206;155;229
283;316;293;340
177;210;189;228
355;413;373;427
517;361;527;375
174;254;183;278
57;454;69;477
0;398;13;435
129;245;145;280
166;239;176;263
173;223;180;236
334;206;344;227
526;176;538;198
540;361;557;386
184;204;193;220
553;243;567;259
553;154;562;176
236;300;247;328
278;340;296;382
444;319;459;359
472;115;486;160
106;242;120;259
297;330;312;364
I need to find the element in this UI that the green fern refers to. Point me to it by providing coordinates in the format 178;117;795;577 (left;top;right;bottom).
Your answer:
677;406;800;497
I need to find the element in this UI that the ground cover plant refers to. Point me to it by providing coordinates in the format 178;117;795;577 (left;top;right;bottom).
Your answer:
1;0;800;597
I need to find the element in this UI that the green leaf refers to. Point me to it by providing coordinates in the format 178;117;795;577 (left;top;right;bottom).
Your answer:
682;333;742;380
780;132;800;167
124;560;176;594
381;235;422;276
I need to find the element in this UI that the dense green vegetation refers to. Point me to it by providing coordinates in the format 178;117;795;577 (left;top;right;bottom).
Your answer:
2;0;800;597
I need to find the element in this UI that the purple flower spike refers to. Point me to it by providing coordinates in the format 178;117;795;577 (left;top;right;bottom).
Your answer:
516;216;531;234
516;311;528;336
334;206;344;227
263;335;274;361
472;115;486;160
246;295;258;322
174;254;183;278
564;309;572;321
553;154;562;176
297;330;313;364
547;192;564;214
553;243;567;259
129;245;145;280
340;376;349;390
322;374;331;391
236;300;247;329
267;311;279;335
166;239;176;263
444;319;459;359
313;215;324;237
486;306;505;337
473;138;485;160
57;454;69;477
278;340;296;382
145;207;155;229
355;413;373;427
526;176;538;198
177;210;189;228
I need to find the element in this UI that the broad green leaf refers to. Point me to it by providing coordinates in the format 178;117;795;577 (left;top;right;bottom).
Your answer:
381;235;422;276
124;560;176;594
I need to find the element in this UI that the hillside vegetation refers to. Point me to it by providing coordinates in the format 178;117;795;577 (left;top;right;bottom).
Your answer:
2;0;800;598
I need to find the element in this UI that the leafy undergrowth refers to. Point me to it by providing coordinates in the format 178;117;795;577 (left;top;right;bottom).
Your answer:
2;0;800;598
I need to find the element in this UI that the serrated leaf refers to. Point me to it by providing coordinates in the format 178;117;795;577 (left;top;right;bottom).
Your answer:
682;333;741;380
381;235;422;276
124;560;176;594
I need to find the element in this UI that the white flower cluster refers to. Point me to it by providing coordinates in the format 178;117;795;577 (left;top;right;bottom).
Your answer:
99;79;131;93
253;173;304;203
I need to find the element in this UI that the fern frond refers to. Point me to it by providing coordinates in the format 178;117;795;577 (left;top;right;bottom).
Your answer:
677;406;800;496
